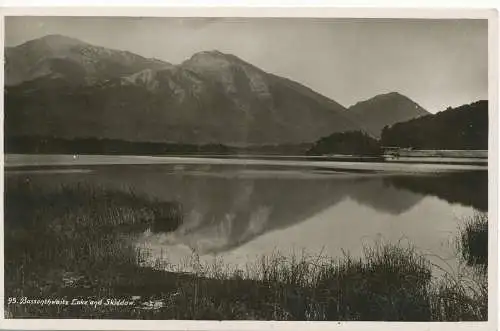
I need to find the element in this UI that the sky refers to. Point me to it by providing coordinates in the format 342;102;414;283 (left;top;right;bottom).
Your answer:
4;17;488;113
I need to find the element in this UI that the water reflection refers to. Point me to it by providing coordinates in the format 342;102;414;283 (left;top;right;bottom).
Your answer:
346;177;424;215
383;171;487;212
5;165;487;258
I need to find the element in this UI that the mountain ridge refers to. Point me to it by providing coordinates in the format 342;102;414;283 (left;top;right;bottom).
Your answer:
7;35;463;148
5;34;362;145
5;34;172;86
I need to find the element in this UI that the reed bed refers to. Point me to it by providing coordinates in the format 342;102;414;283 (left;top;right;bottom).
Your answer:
459;212;488;267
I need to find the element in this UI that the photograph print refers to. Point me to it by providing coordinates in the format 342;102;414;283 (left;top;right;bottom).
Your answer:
2;14;493;322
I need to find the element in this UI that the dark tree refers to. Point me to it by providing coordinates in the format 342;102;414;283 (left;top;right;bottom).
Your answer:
380;100;488;150
306;131;381;156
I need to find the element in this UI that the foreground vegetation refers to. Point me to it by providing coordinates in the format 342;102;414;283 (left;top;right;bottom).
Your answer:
460;213;488;268
4;181;488;320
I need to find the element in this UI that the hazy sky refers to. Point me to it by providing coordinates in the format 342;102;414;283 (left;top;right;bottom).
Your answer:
5;17;488;113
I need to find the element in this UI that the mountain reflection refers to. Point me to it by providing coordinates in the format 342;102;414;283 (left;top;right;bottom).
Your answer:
6;165;487;254
383;171;487;212
346;177;424;215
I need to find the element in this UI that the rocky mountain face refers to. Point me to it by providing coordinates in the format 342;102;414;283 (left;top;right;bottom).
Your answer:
5;34;171;86
5;35;361;145
347;92;429;138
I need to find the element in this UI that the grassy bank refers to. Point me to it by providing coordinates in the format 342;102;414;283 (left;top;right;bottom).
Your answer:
460;213;488;267
4;181;488;320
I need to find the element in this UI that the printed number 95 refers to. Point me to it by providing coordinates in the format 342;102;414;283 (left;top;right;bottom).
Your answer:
8;298;17;304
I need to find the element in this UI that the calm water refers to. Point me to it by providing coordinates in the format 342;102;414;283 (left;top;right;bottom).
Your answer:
5;157;488;277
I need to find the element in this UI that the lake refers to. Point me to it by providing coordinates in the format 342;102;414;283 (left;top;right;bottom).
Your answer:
4;154;488;278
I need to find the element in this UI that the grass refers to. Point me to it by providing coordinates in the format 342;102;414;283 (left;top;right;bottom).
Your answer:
3;180;488;321
459;212;488;267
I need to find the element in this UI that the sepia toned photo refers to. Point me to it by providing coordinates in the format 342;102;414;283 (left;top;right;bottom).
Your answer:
1;9;496;328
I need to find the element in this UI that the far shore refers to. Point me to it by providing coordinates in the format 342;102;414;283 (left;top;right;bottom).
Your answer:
4;153;488;173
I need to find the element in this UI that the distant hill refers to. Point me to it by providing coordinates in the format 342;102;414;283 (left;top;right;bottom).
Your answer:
5;35;362;146
347;92;429;138
380;100;488;150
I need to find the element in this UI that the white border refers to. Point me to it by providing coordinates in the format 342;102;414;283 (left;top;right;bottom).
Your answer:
0;0;499;8
0;6;498;17
0;8;5;331
0;5;498;331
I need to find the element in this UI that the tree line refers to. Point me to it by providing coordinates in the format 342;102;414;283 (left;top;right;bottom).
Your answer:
306;131;381;156
4;136;232;155
307;100;488;156
380;100;488;150
5;101;487;156
4;136;313;156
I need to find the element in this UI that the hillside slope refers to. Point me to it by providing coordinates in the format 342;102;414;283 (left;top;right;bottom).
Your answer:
380;100;488;149
5;36;362;145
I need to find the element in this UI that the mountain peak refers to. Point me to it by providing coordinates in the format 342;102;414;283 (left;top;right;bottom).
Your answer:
22;34;87;49
39;34;82;41
348;92;429;137
381;91;403;98
183;50;245;68
191;50;231;58
350;92;428;111
353;91;406;106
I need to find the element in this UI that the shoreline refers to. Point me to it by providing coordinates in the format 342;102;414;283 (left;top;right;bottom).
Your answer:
4;154;488;173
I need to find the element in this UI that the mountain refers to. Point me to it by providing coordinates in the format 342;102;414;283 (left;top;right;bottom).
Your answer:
5;35;362;146
380;100;488;150
5;34;171;86
347;92;429;138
